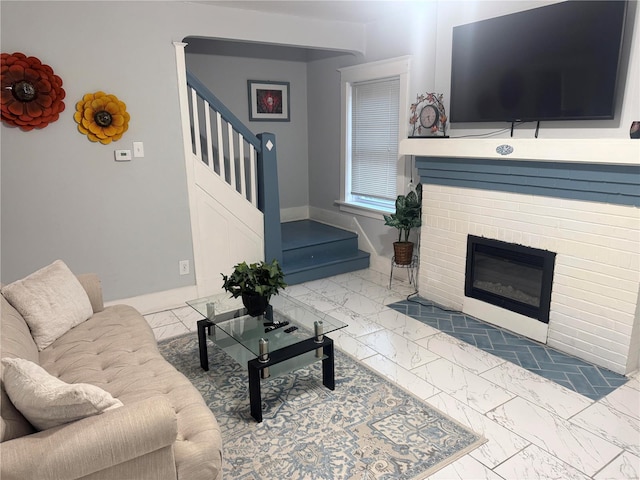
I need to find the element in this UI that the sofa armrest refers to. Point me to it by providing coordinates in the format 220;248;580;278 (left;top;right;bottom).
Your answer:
76;273;104;313
0;397;178;480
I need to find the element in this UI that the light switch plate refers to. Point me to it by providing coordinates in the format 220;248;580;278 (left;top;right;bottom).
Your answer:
133;141;144;158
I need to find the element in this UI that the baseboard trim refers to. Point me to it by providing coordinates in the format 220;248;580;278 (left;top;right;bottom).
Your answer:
106;285;201;315
280;206;310;223
111;206;402;314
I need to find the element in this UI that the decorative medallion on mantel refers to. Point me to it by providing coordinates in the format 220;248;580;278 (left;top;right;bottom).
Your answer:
496;144;514;156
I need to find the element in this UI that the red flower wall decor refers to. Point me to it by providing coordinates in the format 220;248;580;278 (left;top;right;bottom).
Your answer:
1;52;66;131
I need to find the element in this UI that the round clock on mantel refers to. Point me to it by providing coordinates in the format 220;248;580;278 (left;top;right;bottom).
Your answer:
419;104;439;129
409;92;447;137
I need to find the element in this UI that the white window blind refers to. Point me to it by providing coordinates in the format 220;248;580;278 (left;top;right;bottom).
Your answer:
351;77;400;202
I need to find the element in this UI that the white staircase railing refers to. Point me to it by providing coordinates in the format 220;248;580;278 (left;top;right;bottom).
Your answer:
176;44;282;295
187;71;261;208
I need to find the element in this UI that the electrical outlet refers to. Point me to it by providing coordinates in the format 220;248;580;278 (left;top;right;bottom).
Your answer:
179;260;190;275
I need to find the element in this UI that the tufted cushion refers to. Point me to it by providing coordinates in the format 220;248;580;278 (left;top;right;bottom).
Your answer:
1;357;123;431
39;305;223;480
1;260;93;350
0;296;38;442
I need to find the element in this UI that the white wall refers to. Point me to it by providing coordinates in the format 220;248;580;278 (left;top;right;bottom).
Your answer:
308;0;639;273
0;1;365;301
434;0;640;139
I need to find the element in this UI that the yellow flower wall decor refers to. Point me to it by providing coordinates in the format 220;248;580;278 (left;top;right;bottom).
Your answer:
74;91;130;144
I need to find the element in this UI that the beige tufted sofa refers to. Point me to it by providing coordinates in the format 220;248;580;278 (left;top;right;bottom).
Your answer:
1;273;223;480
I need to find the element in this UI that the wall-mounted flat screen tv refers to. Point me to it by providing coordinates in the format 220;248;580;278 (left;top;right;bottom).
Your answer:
450;1;628;123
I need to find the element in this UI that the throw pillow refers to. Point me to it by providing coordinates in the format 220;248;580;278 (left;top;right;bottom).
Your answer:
1;260;94;350
1;357;123;431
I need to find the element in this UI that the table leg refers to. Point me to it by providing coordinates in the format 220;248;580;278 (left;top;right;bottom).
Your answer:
322;338;335;390
246;335;336;423
197;319;211;371
248;362;263;422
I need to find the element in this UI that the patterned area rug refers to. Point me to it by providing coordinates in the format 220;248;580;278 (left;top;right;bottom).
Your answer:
159;334;484;479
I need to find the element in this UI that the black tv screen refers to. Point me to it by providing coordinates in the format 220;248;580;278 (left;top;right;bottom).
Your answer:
450;1;628;123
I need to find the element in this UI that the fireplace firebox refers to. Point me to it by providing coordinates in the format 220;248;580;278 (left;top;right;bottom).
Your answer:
465;235;556;323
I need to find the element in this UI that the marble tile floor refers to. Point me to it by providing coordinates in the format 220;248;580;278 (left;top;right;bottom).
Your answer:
144;269;640;480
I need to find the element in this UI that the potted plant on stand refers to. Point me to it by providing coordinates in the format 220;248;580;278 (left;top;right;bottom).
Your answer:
221;259;287;316
383;183;422;265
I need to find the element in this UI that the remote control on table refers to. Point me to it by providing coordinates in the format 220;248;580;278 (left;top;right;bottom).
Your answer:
284;326;298;333
264;320;287;327
264;321;289;333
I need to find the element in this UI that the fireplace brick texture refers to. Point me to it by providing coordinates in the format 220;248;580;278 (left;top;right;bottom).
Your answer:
419;184;640;375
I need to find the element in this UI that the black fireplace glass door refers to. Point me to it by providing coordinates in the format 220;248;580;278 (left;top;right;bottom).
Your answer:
472;250;543;307
465;235;555;323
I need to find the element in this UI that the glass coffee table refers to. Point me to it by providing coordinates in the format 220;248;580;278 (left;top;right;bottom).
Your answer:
186;292;347;422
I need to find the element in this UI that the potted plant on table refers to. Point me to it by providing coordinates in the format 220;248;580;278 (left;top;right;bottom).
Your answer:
383;183;422;265
221;259;287;316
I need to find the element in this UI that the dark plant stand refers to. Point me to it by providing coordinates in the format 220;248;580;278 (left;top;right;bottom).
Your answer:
389;255;419;289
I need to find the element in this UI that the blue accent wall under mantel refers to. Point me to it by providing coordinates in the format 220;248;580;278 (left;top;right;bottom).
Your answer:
415;157;640;207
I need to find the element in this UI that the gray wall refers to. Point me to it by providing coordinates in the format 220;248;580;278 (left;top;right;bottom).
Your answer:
0;1;364;301
1;1;195;300
306;54;355;213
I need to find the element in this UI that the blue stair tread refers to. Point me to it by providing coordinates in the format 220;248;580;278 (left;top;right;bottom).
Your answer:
284;251;370;285
283;250;370;274
282;220;356;250
280;219;370;284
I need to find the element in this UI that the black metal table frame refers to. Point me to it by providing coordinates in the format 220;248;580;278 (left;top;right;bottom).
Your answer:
197;318;335;423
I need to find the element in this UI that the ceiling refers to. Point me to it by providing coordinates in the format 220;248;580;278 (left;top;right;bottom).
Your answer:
187;1;433;61
198;1;426;24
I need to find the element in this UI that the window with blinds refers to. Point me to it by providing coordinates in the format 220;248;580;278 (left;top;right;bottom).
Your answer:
350;77;400;205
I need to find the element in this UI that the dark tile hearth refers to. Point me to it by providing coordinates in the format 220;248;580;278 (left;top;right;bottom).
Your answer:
388;297;628;401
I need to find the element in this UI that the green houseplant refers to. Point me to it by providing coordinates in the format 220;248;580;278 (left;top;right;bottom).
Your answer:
383;183;422;265
221;259;287;316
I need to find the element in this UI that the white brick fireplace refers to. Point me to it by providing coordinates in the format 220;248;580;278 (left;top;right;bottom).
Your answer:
401;138;640;375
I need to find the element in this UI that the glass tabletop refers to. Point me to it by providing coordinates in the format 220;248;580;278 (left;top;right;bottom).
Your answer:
186;292;347;358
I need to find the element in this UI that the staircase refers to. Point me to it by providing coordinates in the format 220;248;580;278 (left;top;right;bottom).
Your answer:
178;59;369;290
281;220;370;285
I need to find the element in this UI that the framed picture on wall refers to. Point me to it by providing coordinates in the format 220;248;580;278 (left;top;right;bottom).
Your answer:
247;80;290;122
